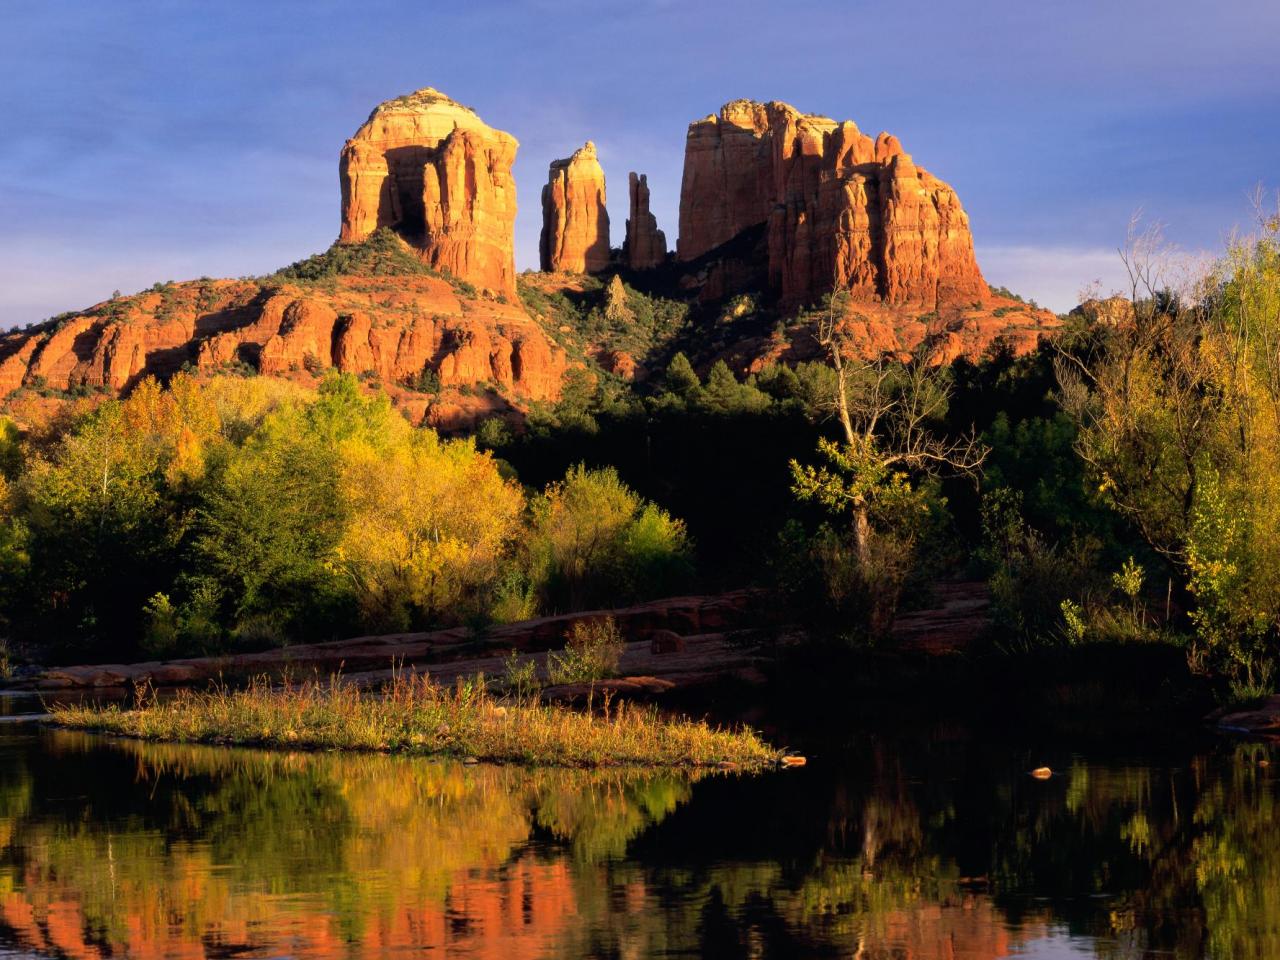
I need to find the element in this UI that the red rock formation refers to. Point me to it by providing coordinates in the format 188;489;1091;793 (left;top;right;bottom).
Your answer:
258;298;340;374
623;172;667;270
0;274;568;414
0;86;568;415
539;142;610;273
339;88;518;296
678;99;989;310
0;334;40;396
600;348;637;381
677;100;779;262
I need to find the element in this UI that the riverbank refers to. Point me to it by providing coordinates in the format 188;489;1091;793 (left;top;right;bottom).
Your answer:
46;671;783;768
19;581;1240;758
12;591;767;692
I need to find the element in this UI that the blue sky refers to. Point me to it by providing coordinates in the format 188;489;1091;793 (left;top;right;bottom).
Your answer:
1;0;1277;326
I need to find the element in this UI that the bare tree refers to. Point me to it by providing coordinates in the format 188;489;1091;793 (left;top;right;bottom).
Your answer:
793;290;987;569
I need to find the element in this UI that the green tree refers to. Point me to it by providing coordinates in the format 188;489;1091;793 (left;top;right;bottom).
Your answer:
528;465;692;611
1060;216;1280;688
790;292;986;636
15;384;208;653
664;352;702;398
700;361;771;415
0;416;21;480
194;375;378;640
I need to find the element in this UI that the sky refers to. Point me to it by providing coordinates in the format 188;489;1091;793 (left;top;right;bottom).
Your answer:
1;0;1278;326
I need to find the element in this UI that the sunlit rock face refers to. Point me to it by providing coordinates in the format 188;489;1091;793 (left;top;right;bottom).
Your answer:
0;88;567;415
539;142;611;274
339;87;519;297
677;99;989;311
0;274;568;420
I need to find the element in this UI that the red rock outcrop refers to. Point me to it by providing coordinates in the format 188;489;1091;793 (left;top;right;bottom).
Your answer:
623;172;667;270
677;100;778;262
539;142;610;273
339;88;518;296
0;272;568;418
677;99;989;310
601;348;638;381
1;88;569;419
258;298;340;374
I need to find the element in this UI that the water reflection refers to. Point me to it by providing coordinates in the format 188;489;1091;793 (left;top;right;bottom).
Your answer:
0;727;1274;958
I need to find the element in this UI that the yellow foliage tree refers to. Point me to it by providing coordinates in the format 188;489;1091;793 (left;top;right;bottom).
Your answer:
335;430;524;630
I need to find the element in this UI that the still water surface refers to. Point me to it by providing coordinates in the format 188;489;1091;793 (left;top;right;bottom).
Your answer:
0;694;1274;959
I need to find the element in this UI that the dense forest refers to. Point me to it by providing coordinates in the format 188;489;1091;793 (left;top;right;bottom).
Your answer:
2;218;1279;703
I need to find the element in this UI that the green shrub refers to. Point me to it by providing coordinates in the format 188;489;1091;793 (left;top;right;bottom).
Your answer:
528;465;693;612
405;367;441;394
548;617;625;684
501;652;541;701
272;228;440;283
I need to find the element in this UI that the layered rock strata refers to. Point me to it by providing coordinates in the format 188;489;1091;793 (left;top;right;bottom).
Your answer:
0;274;567;419
677;99;989;310
539;142;611;273
339;88;519;296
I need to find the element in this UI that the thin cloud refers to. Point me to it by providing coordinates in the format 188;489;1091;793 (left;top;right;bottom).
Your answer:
975;245;1131;313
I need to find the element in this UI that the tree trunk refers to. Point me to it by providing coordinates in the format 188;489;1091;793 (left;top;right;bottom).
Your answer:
852;502;871;571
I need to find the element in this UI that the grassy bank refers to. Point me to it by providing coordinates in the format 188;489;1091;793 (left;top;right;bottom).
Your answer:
46;672;782;769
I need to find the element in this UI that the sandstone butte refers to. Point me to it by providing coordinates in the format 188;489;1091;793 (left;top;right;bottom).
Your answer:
339;87;519;297
675;99;1059;360
0;88;1061;422
623;172;668;270
539;142;611;273
0;89;567;429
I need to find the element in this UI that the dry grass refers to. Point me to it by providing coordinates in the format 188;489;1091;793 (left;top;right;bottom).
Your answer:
47;671;781;769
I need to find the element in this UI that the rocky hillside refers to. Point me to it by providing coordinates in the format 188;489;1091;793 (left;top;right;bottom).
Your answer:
1;87;1060;426
0;231;567;431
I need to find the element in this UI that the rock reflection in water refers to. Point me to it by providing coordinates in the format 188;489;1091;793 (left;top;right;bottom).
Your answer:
0;728;1275;958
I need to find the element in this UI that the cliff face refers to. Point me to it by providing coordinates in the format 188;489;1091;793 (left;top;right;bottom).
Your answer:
623;173;667;270
539;142;611;273
0;268;567;429
339;88;518;296
677;101;779;263
677;99;989;310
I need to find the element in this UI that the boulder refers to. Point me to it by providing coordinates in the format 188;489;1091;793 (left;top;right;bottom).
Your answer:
649;630;687;655
1071;296;1134;326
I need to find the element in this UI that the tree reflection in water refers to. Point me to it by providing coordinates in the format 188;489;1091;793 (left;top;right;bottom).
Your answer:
0;728;1275;958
